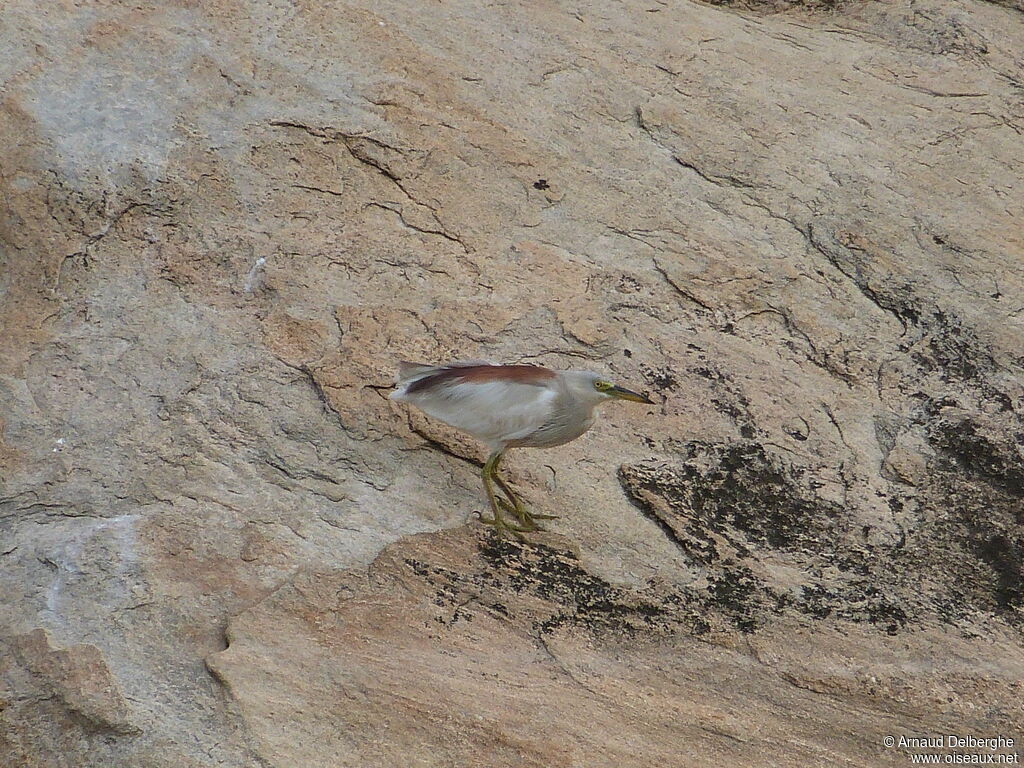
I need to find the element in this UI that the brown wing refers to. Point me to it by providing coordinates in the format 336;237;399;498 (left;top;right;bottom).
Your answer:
404;363;556;395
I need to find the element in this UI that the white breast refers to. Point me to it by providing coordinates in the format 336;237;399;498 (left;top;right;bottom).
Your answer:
516;403;597;448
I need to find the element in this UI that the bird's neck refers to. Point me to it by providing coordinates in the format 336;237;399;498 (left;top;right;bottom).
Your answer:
563;391;601;425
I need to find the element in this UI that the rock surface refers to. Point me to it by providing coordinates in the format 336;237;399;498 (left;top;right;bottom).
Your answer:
1;0;1022;766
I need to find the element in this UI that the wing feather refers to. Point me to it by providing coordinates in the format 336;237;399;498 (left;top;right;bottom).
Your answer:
397;376;559;448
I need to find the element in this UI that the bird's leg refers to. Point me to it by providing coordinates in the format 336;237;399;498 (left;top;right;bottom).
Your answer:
487;452;532;527
492;471;541;529
476;451;530;539
489;453;559;530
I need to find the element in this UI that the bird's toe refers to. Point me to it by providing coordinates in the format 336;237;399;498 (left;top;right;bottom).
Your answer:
474;508;531;539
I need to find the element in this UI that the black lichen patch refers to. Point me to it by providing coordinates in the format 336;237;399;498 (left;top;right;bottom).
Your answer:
621;442;844;556
886;299;1024;618
697;0;848;15
971;534;1024;610
479;538;679;636
900;304;1010;400
619;440;929;634
913;316;997;385
687;356;760;439
616;463;720;566
706;562;764;633
639;364;678;391
622;445;917;634
404;558;482;626
917;472;1024;614
791;583;908;635
903;398;1024;617
617;443;913;633
928;415;1024;499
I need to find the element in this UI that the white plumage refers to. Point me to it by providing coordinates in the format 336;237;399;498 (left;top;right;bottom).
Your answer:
392;374;559;450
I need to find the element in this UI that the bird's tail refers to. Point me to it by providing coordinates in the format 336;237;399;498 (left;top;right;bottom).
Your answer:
390;361;440;401
395;360;437;384
391;359;496;400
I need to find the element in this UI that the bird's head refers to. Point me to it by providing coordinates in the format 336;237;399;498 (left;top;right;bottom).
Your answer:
563;370;655;407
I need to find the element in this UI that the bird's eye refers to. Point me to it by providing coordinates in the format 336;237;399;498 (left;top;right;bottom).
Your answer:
594;380;612;391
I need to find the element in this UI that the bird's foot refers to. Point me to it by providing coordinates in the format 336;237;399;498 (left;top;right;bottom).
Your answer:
474;510;530;541
496;498;539;531
496;498;559;531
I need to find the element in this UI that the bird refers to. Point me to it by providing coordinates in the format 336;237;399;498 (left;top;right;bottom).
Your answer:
390;360;654;537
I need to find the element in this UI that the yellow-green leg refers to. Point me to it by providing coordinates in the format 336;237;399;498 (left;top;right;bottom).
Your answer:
488;452;559;531
476;451;531;539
